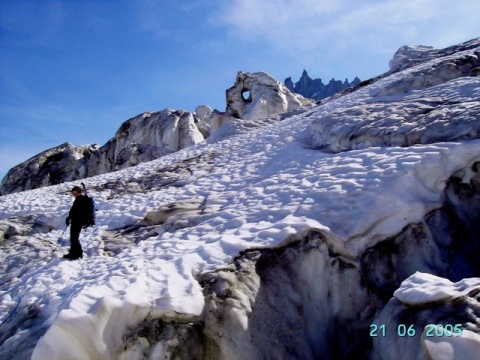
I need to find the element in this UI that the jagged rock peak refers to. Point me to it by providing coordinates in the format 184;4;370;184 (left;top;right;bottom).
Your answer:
284;69;361;101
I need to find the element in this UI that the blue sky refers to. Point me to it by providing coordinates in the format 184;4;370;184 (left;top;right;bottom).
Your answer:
1;0;479;181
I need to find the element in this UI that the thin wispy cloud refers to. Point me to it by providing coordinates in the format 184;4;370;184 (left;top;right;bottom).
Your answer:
134;0;219;40
217;0;480;53
221;0;342;26
217;0;343;50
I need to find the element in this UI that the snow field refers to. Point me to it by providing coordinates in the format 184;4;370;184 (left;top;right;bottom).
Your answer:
1;126;478;358
0;40;479;358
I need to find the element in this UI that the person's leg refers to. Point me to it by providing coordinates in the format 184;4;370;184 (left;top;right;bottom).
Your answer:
68;223;83;258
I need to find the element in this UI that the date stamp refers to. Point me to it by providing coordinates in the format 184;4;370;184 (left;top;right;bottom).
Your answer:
369;324;463;337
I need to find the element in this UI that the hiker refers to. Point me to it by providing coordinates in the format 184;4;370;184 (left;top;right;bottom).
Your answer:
64;186;91;260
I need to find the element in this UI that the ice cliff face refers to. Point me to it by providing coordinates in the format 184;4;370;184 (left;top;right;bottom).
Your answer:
306;46;480;153
0;142;100;194
206;71;314;137
0;109;203;194
0;38;479;360
225;71;313;120
116;165;480;359
388;38;480;73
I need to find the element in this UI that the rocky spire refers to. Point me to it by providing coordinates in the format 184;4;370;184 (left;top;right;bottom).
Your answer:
285;70;360;101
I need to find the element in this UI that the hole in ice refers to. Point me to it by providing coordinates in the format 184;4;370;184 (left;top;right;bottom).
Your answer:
241;88;252;103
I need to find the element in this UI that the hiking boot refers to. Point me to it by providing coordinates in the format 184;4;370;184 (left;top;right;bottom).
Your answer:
63;253;83;260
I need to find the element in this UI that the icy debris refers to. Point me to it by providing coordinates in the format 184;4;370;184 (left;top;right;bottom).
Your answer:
394;272;480;305
143;196;206;226
373;271;480;360
422;329;480;360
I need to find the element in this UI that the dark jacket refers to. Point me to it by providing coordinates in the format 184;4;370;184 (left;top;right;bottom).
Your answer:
68;195;92;226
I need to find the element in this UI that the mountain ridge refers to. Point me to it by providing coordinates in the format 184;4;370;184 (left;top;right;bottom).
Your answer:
284;69;361;101
0;72;312;195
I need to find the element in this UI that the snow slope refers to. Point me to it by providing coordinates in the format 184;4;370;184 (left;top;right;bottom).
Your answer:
1;39;479;359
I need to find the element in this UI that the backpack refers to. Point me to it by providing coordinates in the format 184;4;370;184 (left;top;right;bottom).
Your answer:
81;183;96;227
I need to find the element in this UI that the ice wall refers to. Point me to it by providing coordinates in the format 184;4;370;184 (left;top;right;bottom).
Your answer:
116;162;480;359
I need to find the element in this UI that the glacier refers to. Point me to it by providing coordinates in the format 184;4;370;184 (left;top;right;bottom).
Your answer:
0;38;480;359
